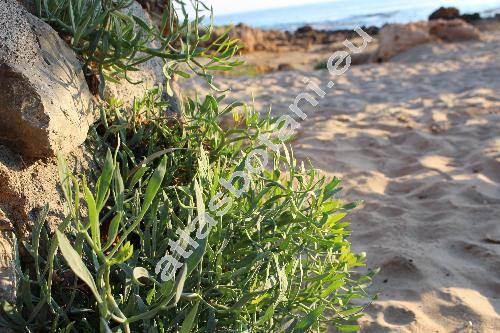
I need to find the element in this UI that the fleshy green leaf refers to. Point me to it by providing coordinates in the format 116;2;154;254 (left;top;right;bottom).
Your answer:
293;304;326;333
56;230;102;303
179;301;200;333
103;212;122;250
83;180;100;249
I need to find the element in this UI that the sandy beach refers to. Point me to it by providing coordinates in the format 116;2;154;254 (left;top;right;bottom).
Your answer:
180;27;500;332
2;0;500;331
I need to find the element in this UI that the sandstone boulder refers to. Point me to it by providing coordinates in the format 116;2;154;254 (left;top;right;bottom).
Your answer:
0;144;93;305
0;0;95;158
429;19;481;42
233;23;268;52
375;22;432;62
429;7;460;21
375;19;481;61
207;23;286;54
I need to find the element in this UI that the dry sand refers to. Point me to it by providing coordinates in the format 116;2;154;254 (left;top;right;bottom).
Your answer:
180;31;500;332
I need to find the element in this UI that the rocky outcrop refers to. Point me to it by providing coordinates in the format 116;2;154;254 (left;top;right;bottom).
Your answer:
0;0;95;159
460;13;482;23
293;25;379;46
429;7;483;24
429;7;460;21
0;144;93;308
429;19;481;42
205;24;379;55
375;19;481;61
375;22;432;62
220;23;283;53
0;145;92;234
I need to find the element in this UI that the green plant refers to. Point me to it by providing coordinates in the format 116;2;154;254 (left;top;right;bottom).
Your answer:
1;87;373;332
34;0;241;94
314;60;328;70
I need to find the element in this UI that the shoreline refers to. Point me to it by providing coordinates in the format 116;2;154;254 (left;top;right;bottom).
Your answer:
199;11;500;78
213;4;500;32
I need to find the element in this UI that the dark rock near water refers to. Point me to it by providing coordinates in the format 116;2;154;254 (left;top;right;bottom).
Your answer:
429;7;460;21
376;19;481;62
296;25;314;34
429;7;483;24
460;13;482;23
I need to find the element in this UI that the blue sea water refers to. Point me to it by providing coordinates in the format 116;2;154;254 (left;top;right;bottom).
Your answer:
214;0;500;31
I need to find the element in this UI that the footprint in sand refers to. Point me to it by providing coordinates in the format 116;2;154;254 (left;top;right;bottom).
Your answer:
383;305;416;326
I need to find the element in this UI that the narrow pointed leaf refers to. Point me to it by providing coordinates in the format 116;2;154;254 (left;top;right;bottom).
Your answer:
180;301;200;333
56;230;102;303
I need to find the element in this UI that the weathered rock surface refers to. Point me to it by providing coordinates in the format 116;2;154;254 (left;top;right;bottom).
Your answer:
428;6;485;24
204;24;380;55
429;19;481;42
0;144;93;305
0;0;95;158
103;1;166;108
460;13;482;23
220;23;274;53
375;22;432;62
429;7;460;21
376;20;481;61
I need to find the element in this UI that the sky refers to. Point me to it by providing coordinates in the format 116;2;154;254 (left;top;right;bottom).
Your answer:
202;0;338;15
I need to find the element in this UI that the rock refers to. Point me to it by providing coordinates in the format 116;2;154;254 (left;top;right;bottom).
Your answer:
205;24;378;55
0;0;95;158
16;0;35;13
0;145;93;237
429;7;460;21
362;25;380;36
351;51;374;66
205;23;287;54
233;23;268;53
0;144;93;305
460;13;481;23
103;1;166;108
0;210;13;232
429;19;481;42
375;19;480;61
296;25;314;34
277;63;295;71
375;22;432;62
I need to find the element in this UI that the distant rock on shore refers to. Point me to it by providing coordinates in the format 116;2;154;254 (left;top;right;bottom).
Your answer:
375;19;481;62
429;6;483;23
205;23;379;54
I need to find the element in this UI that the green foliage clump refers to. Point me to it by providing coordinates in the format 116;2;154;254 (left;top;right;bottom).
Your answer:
2;1;374;331
314;60;328;71
1;87;373;332
34;0;241;93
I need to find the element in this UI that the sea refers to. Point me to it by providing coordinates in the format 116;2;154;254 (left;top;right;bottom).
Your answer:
213;0;500;31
